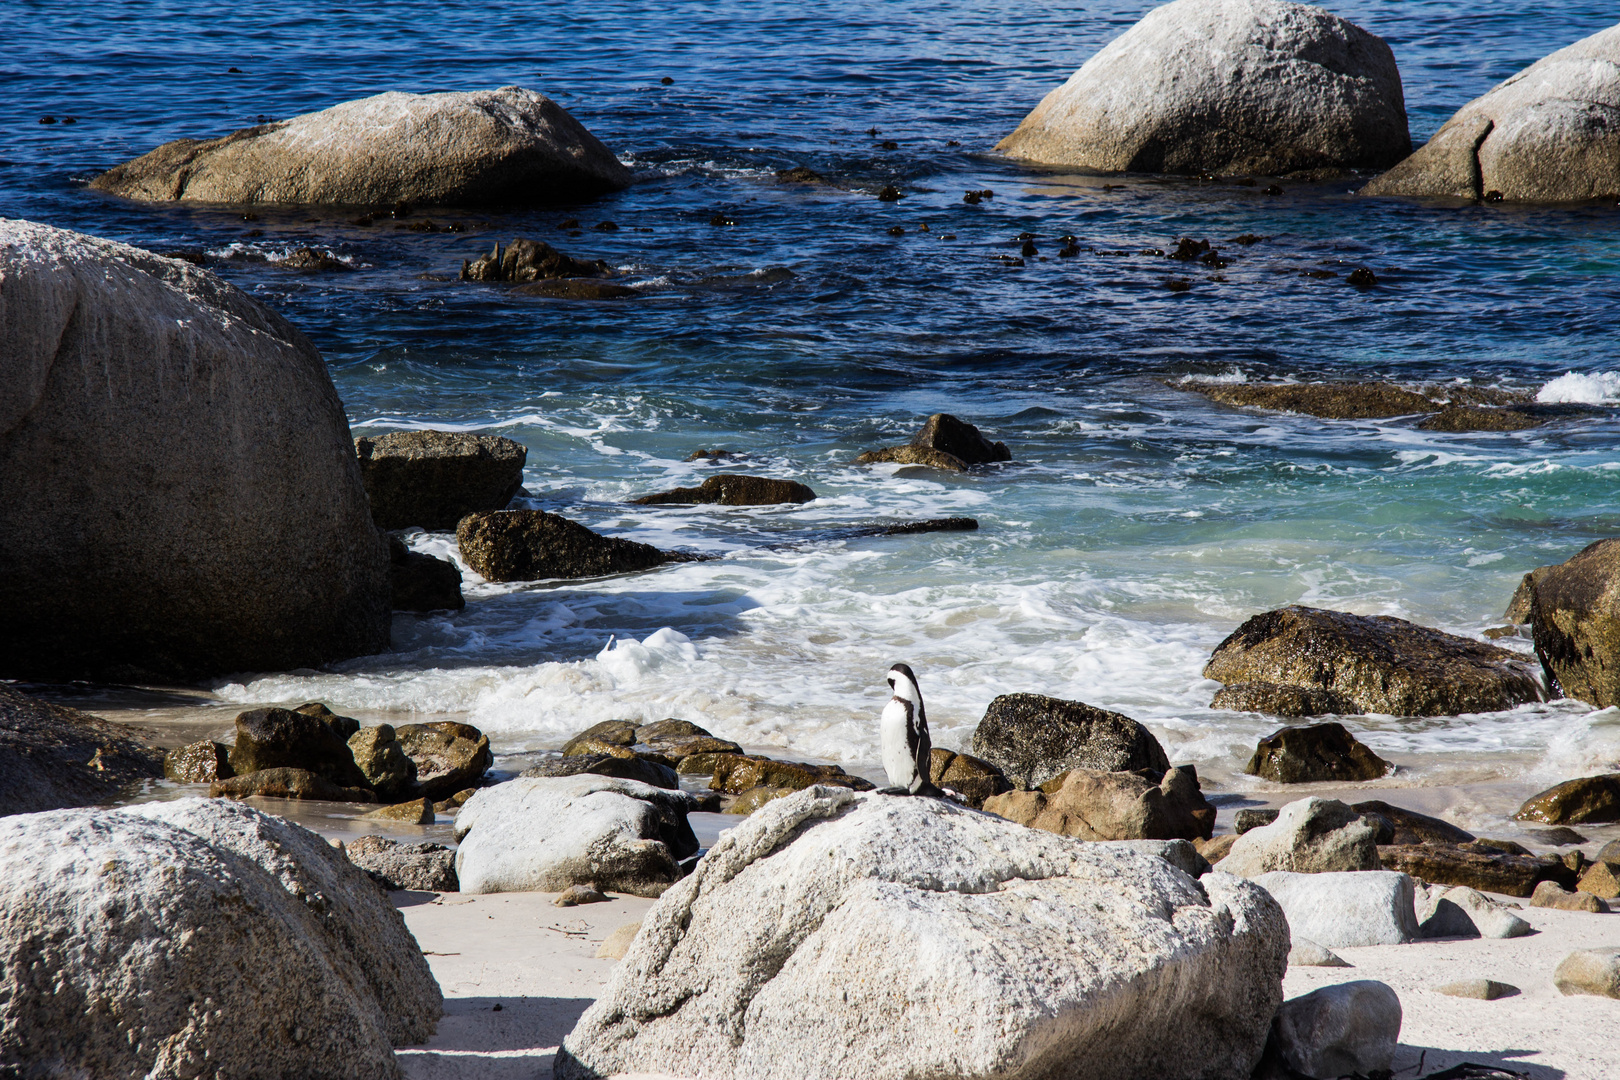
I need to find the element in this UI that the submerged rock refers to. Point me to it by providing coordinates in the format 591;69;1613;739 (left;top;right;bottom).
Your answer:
1362;24;1620;203
632;474;817;506
89;86;630;206
971;692;1171;788
456;509;695;582
1244;722;1391;783
556;786;1288;1080
1513;773;1620;825
996;0;1409;176
0;221;389;681
1219;797;1381;876
1177;380;1527;420
356;429;527;531
1524;538;1620;707
0;801;439;1075
0;685;164;815
394;721;493;800
347;834;459;892
854;444;970;470
1415;404;1591;431
982;764;1214;841
453;775;700;896
513;278;640;300
1204;605;1544;716
389;536;465;612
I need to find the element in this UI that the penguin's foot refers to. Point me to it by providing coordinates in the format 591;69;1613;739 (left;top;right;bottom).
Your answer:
875;786;911;796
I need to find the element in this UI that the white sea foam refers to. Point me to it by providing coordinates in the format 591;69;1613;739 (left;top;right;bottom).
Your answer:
1537;371;1620;404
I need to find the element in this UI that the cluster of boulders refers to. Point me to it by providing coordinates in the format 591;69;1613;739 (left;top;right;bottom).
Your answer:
998;0;1619;205
163;702;492;820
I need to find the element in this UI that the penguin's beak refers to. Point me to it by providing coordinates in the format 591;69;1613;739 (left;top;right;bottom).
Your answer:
886;678;895;690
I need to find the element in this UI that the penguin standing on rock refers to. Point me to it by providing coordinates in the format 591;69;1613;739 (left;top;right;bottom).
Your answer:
879;662;943;797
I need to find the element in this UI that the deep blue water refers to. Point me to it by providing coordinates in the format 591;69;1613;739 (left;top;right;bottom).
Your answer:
3;1;1619;819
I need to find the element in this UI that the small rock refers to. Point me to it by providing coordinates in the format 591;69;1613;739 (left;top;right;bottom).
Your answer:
1416;884;1533;939
456;510;695;583
875;517;979;536
432;788;479;814
1601;839;1620;863
164;739;234;783
853;445;969;471
1577;859;1620;899
632;474;816;506
362;797;434;824
563;720;638;754
513;279;640;300
969;692;1169;789
1514;773;1620;825
389;536;464;612
926;748;1012;809
1530;880;1609;912
857;412;1010;472
1195;834;1238;862
1532;826;1588;846
1347;267;1378;288
1220;797;1381;876
348;725;418;800
775;166;826;184
272;247;351;272
596;921;640;959
876;184;902;201
354;429;527;531
396;721;492;800
227;707;372;790
347;834;458;891
211;767;376;803
555;884;609;906
1263;980;1402;1080
1288;939;1351;968
1233;808;1279;834
982;764;1214;842
1553;947;1620;998
1351;800;1474;845
1436;979;1517;1000
1244;722;1391;783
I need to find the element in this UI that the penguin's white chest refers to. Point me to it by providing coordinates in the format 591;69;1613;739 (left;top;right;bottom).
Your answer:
881;698;919;788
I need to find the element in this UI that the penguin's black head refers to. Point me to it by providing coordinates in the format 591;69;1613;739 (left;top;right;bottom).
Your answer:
887;662;917;691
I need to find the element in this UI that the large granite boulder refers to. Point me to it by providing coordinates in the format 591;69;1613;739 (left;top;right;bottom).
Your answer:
983;764;1214;841
970;692;1171;788
89;86;630;206
1203;605;1544;716
632;474;817;506
0;799;439;1076
856;412;1011;470
1362;24;1620;203
228;706;374;790
394;721;492;799
355;430;528;531
1523;538;1620;706
1513;773;1620;825
0;220;390;681
0;685;163;815
456;509;694;582
1220;797;1381;876
1252;871;1419;948
996;0;1409;176
1211;682;1357;717
1244;722;1391;783
453;775;701;896
557;786;1289;1080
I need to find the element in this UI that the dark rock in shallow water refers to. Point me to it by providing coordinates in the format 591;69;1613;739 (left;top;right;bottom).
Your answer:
355;429;527;531
347;725;418;801
272;247;351;272
1177;380;1530;420
1203;605;1545;717
347;834;459;892
456;509;695;583
165;739;233;784
1351;800;1474;845
971;692;1171;789
563;719;638;754
389;536;465;612
394;721;492;800
854;445;970;471
211;766;377;803
775;166;828;184
1514;774;1620;825
1245;722;1391;784
856;413;1010;471
1378;843;1575;897
876;517;979;536
0;686;164;815
294;701;361;740
461;238;610;283
228;707;373;790
633;474;816;506
1212;681;1357;717
927;748;1013;808
513;279;639;300
1526;538;1620;708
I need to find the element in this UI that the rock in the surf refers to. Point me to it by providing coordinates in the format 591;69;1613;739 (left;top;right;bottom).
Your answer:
513;279;640;300
394;721;493;800
347;835;460;892
970;692;1171;788
347;725;418;800
1211;682;1358;717
1416;884;1533;939
1350;800;1474;845
388;536;465;612
227;707;374;790
456;509;694;582
1376;842;1574;897
211;767;377;803
1220;797;1381;876
453;775;700;896
1244;722;1391;783
1177;379;1527;420
1259;980;1402;1080
355;430;528;531
0;800;439;1076
995;0;1409;176
460;238;611;283
1203;605;1545;716
633;474;817;506
1531;880;1609;913
857;412;1011;470
927;748;1013;808
0;685;164;815
0;221;389;681
89;86;630;206
163;739;234;784
556;786;1288;1080
1553;947;1620;998
1513;773;1620;825
1504;564;1552;623
1252;870;1419;947
982;764;1214;841
1522;538;1620;707
1362;24;1620;203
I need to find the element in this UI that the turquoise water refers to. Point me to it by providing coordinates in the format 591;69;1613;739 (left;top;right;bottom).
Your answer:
4;0;1620;811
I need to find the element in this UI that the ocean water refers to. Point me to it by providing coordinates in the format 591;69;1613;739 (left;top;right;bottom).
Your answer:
5;0;1620;824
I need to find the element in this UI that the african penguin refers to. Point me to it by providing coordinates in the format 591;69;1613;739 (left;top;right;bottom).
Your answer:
880;662;941;796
